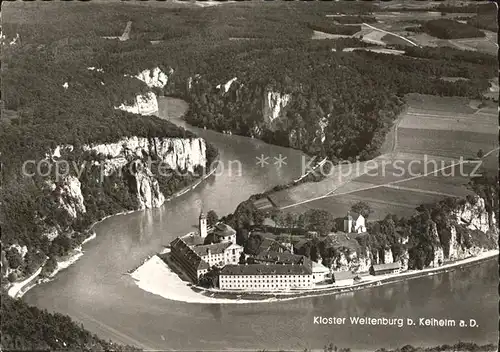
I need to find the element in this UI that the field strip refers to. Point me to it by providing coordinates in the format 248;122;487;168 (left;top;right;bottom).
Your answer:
405;112;497;122
385;184;460;197
279;146;499;210
362;22;419;47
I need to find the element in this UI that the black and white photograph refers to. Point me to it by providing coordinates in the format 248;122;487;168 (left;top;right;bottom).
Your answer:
0;0;498;351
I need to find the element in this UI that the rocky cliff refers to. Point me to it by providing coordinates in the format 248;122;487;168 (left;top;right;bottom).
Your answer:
1;70;212;287
262;91;291;127
135;67;173;89
114;91;159;115
47;136;207;214
216;77;238;94
329;196;497;273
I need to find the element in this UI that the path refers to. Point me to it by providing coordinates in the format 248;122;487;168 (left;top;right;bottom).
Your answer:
362;22;420;47
119;21;132;41
279;146;499;211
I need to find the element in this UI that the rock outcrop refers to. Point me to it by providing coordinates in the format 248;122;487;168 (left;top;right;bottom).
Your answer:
383;248;393;264
453;197;495;233
262;91;291;126
130;160;165;209
56;176;87;218
216;77;237;94
83;136;206;174
136;67;172;89
43;136;207;212
114;91;158;115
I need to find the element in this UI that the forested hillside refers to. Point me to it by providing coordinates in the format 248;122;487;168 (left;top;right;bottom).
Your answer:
1;292;140;351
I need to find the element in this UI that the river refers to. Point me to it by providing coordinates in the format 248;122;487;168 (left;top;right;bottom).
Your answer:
23;98;498;351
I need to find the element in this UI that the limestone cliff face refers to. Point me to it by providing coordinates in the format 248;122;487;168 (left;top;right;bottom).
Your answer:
130;160;165;209
135;67;173;89
425;196;497;267
114;91;159;115
83;136;206;174
331;248;372;273
45;136;206;212
383;248;393;264
56;176;87;218
315;117;329;144
452;197;495;233
430;222;445;267
262;91;291;127
216;77;237;94
397;236;410;271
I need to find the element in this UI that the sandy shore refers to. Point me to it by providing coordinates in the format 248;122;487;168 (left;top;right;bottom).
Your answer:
130;255;274;304
130;250;498;304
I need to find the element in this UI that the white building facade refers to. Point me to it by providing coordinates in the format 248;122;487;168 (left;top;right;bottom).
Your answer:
344;212;366;233
195;243;243;268
219;264;314;291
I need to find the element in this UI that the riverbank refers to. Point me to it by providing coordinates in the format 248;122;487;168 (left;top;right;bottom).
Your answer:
129;249;498;304
7;147;218;300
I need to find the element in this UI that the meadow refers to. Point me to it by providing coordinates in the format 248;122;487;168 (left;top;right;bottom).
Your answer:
274;93;498;220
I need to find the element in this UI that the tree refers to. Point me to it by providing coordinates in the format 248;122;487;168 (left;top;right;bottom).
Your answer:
6;248;22;270
351;201;373;219
238;252;246;264
236;228;249;247
304;209;334;236
8;272;17;282
207;210;219;227
477;148;484;158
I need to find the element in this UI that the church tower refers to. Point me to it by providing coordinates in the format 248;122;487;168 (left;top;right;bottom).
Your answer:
199;210;208;238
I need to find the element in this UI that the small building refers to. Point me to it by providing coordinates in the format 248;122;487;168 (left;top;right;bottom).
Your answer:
343;212;366;234
312;261;330;283
332;270;356;284
370;262;401;276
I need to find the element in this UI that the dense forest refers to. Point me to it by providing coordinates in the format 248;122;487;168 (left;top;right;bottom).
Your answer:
422;19;486;39
182;43;493;161
467;13;498;32
1;292;140;351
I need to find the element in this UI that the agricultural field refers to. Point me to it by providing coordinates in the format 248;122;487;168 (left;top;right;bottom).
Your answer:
367;11;498;54
284;185;451;220
273;93;498;220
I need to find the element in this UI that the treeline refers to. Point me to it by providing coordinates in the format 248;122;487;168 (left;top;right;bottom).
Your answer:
373;342;497;352
467;13;498;32
403;46;498;66
423;19;486;39
0;292;141;351
307;22;361;36
328;15;377;24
